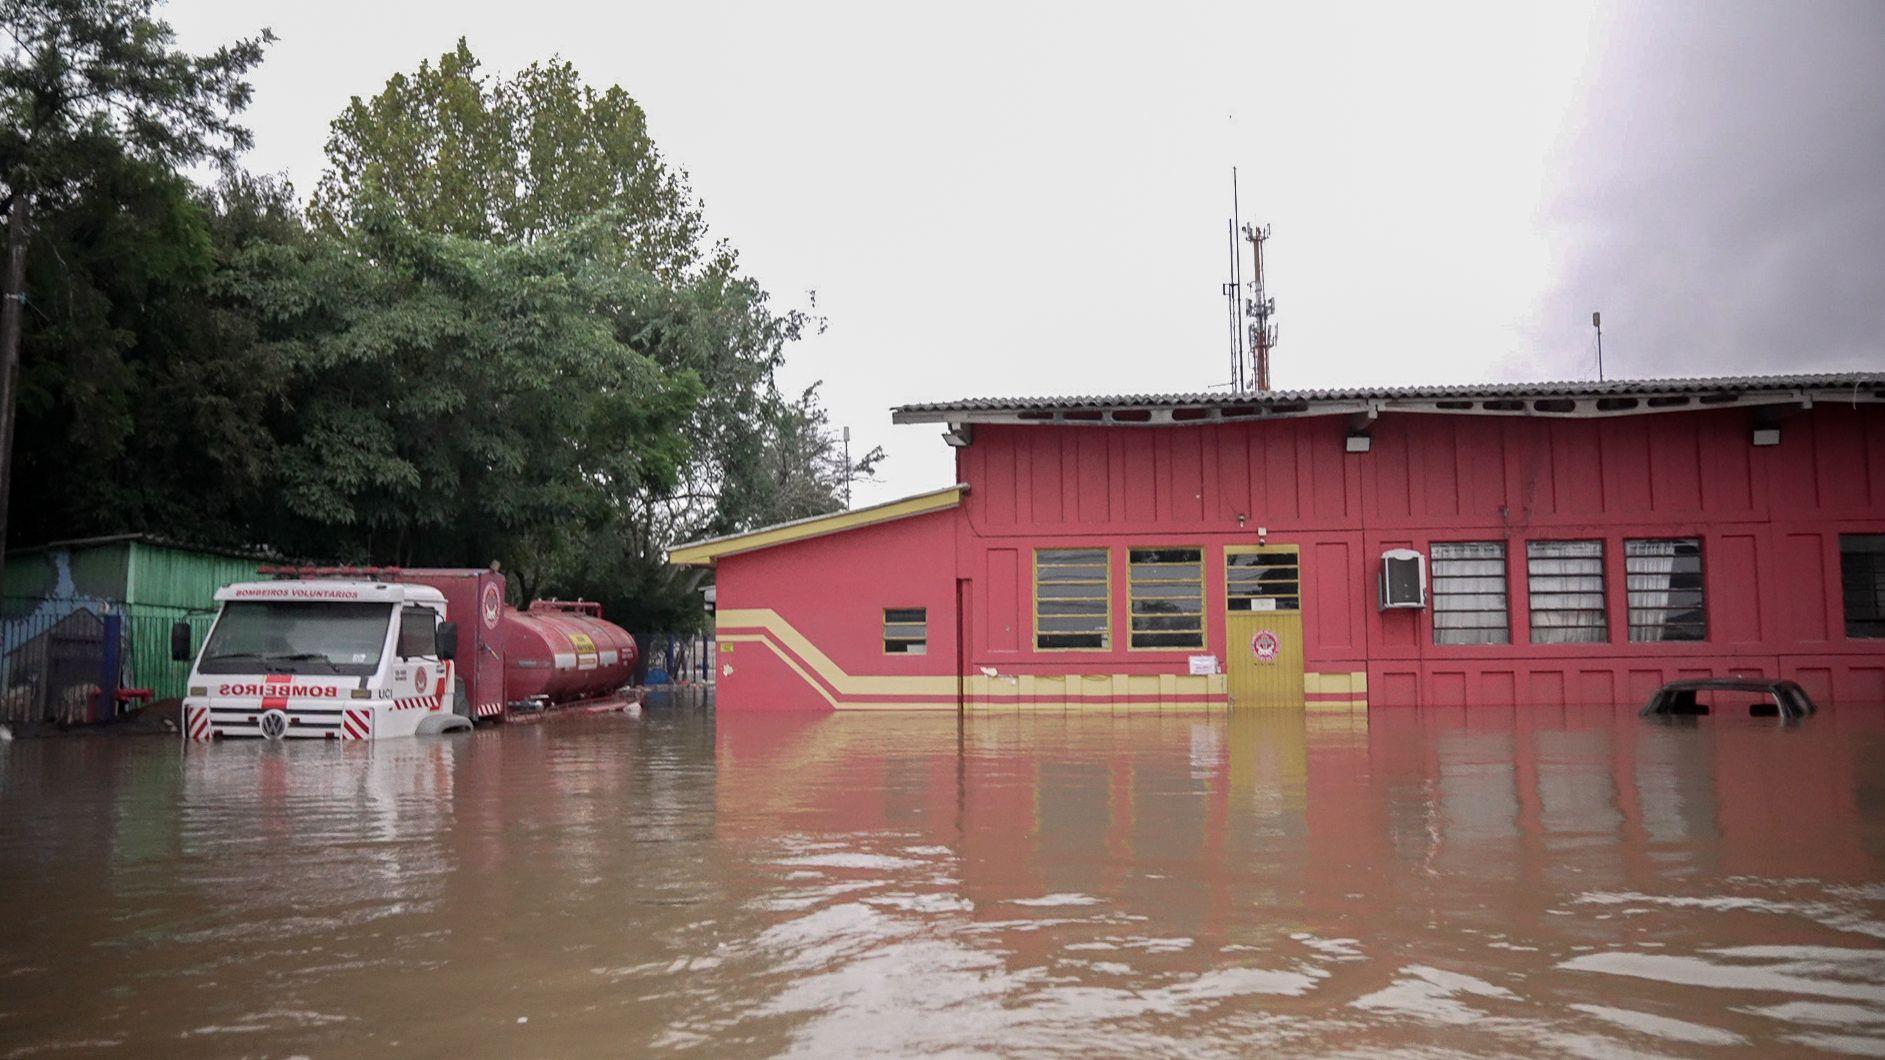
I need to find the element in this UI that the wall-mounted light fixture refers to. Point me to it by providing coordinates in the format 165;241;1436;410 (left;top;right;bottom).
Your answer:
1345;405;1379;453
943;423;973;448
1752;427;1781;447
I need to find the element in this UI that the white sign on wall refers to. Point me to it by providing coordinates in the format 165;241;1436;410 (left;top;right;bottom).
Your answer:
1188;655;1219;676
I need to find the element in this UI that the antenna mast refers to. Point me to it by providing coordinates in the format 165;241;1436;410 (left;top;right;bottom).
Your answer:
1222;169;1247;392
1245;222;1276;392
1219;168;1277;393
1592;311;1604;382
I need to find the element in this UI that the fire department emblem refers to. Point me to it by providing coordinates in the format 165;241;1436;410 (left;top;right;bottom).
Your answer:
258;709;289;740
482;583;502;629
1251;630;1281;663
416;667;430;694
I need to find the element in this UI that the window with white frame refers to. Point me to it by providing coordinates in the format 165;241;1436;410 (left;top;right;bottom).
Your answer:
1527;540;1608;644
1626;539;1705;642
1431;542;1509;645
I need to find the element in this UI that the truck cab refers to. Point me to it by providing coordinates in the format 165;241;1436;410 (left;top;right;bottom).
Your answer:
177;578;468;741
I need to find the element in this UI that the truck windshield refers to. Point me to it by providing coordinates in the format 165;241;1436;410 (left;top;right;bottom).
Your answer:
197;601;393;676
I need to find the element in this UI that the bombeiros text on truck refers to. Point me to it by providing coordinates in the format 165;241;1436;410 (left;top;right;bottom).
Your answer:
173;566;641;742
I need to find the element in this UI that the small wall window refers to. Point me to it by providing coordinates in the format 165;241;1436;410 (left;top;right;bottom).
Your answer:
1626;538;1706;642
1128;547;1205;650
1036;548;1110;650
1226;550;1300;611
1841;534;1885;639
883;608;927;654
397;605;438;657
1528;540;1608;644
1431;542;1509;645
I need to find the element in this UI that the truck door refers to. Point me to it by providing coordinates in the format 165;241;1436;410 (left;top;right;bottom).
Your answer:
396;604;449;709
471;574;507;718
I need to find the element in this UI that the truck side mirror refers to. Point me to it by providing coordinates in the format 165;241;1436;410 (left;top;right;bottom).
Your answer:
170;621;193;662
435;621;459;661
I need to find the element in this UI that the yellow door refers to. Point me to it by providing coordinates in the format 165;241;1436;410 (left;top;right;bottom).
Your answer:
1224;545;1305;710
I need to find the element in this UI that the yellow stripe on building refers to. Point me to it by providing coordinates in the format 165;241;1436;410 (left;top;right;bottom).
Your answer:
717;609;1228;710
1303;671;1368;695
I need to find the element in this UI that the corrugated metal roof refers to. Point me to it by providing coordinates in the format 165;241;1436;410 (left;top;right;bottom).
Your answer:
891;372;1885;420
8;532;281;563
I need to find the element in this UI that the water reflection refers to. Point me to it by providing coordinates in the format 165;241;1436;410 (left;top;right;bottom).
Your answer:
0;705;1883;1055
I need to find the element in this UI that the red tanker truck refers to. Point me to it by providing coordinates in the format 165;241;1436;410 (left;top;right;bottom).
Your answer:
173;566;641;741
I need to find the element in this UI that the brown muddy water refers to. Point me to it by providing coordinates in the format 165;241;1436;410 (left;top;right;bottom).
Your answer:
3;703;1885;1057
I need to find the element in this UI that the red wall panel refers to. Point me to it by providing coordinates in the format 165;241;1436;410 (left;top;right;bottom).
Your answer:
1712;532;1763;646
986;547;1020;653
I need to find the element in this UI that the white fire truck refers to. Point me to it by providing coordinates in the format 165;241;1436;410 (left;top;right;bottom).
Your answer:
173;577;470;742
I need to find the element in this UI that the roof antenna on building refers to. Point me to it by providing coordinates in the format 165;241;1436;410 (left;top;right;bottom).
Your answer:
1223;167;1247;392
1246;222;1277;392
1592;311;1604;382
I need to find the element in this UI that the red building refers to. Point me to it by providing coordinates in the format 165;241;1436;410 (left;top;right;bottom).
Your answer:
670;374;1885;712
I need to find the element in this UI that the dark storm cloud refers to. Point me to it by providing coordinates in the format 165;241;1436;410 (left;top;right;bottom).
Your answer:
1537;1;1885;377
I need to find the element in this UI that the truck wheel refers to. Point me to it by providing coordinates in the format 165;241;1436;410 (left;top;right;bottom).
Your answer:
452;676;472;720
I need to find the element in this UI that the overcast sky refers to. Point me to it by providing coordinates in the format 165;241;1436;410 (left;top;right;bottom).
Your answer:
170;0;1885;506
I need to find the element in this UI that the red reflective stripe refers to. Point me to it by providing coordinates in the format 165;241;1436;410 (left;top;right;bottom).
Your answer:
261;673;291;711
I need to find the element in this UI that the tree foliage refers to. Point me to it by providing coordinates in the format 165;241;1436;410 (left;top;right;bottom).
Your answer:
5;20;872;636
1;0;271;202
308;40;703;278
3;1;277;552
232;199;702;577
303;42;878;629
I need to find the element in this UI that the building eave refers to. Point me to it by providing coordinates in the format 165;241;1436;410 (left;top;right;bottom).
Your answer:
889;372;1885;427
666;485;969;567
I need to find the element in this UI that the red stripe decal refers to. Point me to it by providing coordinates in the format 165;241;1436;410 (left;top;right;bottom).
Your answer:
261;674;291;712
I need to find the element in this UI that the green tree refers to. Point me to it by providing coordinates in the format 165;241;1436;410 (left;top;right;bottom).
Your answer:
230;199;704;581
309;39;703;279
1;0;271;203
309;43;880;629
8;167;297;549
0;0;271;578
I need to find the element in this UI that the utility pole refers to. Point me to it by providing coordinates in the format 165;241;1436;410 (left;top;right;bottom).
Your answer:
1592;311;1604;382
0;194;29;598
842;426;852;509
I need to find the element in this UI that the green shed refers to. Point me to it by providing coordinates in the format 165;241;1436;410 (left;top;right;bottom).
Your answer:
3;535;271;714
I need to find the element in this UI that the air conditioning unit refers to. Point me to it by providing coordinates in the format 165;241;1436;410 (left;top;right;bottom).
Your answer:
1379;549;1426;610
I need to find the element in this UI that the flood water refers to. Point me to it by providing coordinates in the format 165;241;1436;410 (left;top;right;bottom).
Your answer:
4;703;1885;1057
